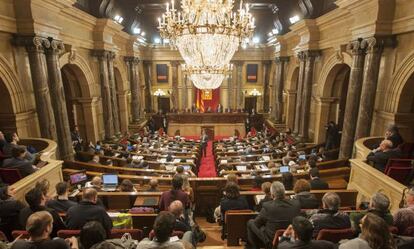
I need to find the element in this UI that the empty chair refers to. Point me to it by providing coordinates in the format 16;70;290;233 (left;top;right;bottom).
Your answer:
386;167;413;185
316;228;354;243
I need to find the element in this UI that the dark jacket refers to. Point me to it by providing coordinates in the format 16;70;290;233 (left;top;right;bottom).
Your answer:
254;198;301;241
174;217;191;232
11;238;69;249
256;195;273;212
387;133;404;149
0;198;25;240
366;150;400;172
66;200;113;234
310;178;329;190
19;206;66;238
46;198;78;213
2;157;36;177
309;209;351;237
293;192;320;209
220;196;249;221
278;238;335;249
159;190;189;211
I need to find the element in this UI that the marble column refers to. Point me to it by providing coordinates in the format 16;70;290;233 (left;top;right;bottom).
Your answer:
143;61;153;113
44;38;73;160
171;61;179;110
355;37;394;140
93;50;114;140
182;73;188;110
299;50;320;140
339;39;367;159
293;52;306;135
15;36;58;141
275;56;290;122
285;89;297;129
125;57;140;122
107;52;120;136
227;69;233;109
262;60;271;113
234;61;244;109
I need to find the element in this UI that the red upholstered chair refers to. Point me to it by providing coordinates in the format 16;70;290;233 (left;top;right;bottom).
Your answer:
148;230;183;240
0;230;8;242
11;230;29;240
110;229;143;241
316;228;354;243
0;168;22;185
384;159;412;173
57;230;80;239
272;229;285;249
385;167;413;185
403;226;414;237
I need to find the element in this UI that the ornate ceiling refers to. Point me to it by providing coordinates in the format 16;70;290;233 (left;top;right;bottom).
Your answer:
75;0;337;44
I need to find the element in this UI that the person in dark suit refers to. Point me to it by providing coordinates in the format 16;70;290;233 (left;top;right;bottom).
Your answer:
277;216;335;249
216;104;223;113
2;146;38;177
200;129;208;157
0;131;6;153
246;181;301;249
256;182;273;212
0;185;25;241
46;182;77;213
325;121;340;150
385;125;404;149
309;192;351;237
66;188;113;235
169;200;196;246
309;168;329;190
366;139;400;172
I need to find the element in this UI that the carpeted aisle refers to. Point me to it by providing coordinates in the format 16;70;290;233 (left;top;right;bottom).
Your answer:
198;140;217;177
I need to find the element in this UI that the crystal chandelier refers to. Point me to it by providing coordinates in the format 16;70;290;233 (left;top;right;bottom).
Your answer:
158;0;255;89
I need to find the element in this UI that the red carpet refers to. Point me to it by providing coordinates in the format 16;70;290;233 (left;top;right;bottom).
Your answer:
198;140;217;177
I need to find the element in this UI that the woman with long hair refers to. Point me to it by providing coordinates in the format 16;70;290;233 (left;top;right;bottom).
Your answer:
339;213;395;249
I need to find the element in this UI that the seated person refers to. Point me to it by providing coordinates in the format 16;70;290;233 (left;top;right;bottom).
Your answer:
12;211;77;249
277;216;335;249
0;185;25;241
282;172;294;191
220;182;249;222
87;154;100;165
2;132;35;162
66;188;112;235
147;178;159;192
79;221;110;249
246;181;301;249
46;182;77;213
339;213;395;249
85;176;103;191
159;175;190;211
366;139;400;172
136;211;194;249
251;175;263;191
118;179;137;192
309;192;351;237
256;182;272;212
385;125;404;149
350;192;393;234
393;187;414;234
2;146;38;177
19;187;66;238
35;179;51;201
292;179;320;209
309;168;329;190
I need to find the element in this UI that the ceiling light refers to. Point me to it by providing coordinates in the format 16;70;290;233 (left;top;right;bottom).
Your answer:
272;29;279;34
242;43;247;49
289;15;300;24
154;38;161;44
133;28;141;34
252;37;260;44
114;15;123;24
268;32;273;37
141;32;146;37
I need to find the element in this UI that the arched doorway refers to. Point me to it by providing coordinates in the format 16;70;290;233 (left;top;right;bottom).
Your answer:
0;78;16;133
396;73;414;141
285;67;299;129
314;63;351;143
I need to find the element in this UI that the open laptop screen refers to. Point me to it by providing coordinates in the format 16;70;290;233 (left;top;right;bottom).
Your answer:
102;174;118;185
70;171;87;185
279;166;290;173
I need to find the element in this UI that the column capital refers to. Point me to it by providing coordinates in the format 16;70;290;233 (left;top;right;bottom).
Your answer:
347;38;368;55
231;60;244;66
92;50;115;60
362;36;397;54
13;35;49;53
44;38;65;55
275;56;290;64
143;60;152;66
170;60;180;67
262;60;272;66
124;56;140;64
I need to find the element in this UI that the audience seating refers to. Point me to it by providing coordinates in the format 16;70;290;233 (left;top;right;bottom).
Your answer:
316;228;354;243
110;229;143;241
272;229;286;249
225;210;257;246
0;168;22;185
148;230;183;240
385;166;413;185
57;230;80;239
11;230;29;240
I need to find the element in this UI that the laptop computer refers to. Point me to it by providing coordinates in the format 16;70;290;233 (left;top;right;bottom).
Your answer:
279;166;290;173
69;171;88;186
102;174;118;191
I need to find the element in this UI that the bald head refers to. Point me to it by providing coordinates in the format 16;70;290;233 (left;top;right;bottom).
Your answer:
91;176;102;188
83;188;98;203
380;140;393;151
169;200;183;217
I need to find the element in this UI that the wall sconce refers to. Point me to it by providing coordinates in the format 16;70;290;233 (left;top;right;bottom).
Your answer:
249;88;261;96
154;89;166;96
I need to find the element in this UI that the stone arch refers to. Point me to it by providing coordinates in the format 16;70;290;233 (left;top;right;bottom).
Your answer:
59;53;99;142
385;50;414;113
313;52;352;143
286;60;300;91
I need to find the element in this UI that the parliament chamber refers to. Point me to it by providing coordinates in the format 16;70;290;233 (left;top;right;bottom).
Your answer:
1;0;414;249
